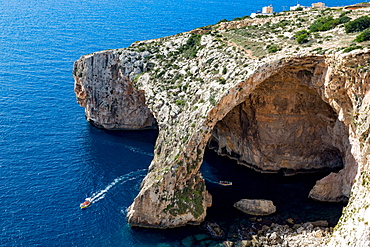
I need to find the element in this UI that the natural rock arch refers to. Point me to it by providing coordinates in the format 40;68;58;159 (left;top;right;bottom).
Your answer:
203;56;356;202
126;55;358;227
74;46;370;245
209;67;345;175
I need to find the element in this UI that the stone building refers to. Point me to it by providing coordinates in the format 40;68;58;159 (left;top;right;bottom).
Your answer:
312;2;326;9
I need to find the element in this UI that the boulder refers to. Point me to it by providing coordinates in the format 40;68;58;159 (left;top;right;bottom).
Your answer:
309;220;329;227
233;199;276;216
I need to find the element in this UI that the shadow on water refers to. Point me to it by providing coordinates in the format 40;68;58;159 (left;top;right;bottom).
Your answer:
130;147;346;246
201;148;346;230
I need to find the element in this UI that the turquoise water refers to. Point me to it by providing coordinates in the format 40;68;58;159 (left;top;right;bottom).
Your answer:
0;0;357;246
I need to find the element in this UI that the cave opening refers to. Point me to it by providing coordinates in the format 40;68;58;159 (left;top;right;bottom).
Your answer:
208;70;345;175
201;148;345;226
201;68;350;233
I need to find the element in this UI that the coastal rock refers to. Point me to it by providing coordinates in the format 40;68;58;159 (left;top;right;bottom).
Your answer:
74;8;370;246
309;220;329;227
73;50;156;130
250;222;333;247
234;199;276;216
308;172;348;202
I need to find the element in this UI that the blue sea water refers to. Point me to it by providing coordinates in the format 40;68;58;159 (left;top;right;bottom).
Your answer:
0;0;359;246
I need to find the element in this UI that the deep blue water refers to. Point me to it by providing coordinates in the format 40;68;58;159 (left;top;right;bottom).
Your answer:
0;0;358;246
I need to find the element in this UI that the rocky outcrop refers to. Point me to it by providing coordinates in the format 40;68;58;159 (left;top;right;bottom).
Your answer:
73;50;156;130
234;199;276;216
308;171;348;202
74;8;370;246
250;222;333;247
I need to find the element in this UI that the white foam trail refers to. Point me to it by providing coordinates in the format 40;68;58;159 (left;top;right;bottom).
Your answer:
124;145;154;157
101;139;154;157
204;178;221;185
86;169;147;204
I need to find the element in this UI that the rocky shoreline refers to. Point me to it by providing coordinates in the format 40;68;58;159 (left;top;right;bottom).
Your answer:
178;219;333;247
230;221;332;247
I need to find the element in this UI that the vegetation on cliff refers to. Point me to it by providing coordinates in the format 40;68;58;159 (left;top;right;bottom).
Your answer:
75;4;370;245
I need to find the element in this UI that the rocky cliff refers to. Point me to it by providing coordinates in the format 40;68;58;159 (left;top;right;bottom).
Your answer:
74;7;370;246
73;50;156;129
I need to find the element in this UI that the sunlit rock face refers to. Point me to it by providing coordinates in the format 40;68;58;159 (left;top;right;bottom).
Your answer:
73;8;370;245
73;50;157;130
210;70;343;175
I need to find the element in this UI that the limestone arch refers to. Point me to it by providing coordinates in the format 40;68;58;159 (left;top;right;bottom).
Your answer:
195;56;356;211
127;55;362;231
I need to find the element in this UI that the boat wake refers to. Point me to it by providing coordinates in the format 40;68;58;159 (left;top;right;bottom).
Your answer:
124;144;154;157
85;169;147;205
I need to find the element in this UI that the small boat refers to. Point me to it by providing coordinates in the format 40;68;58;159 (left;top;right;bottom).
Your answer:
80;200;91;209
219;181;232;186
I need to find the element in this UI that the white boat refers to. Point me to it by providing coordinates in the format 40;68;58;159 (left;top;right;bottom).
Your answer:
80;200;91;209
219;181;232;186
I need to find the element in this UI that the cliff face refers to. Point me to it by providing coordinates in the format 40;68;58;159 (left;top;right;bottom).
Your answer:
73;50;156;130
74;8;370;246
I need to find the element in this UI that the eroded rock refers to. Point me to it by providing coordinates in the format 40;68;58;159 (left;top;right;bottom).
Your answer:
73;50;156;130
234;199;276;216
209;72;344;174
73;8;370;246
309;172;348;202
250;222;333;247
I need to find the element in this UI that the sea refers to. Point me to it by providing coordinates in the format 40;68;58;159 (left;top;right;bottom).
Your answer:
0;0;360;246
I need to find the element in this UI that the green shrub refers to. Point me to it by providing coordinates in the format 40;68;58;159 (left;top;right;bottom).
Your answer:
216;19;229;24
339;16;351;24
179;34;203;58
218;77;226;84
175;99;186;106
232;16;250;21
345;16;370;33
267;45;281;53
295;30;309;44
320;18;340;31
355;28;370;42
133;73;142;83
138;46;147;52
209;95;216;106
343;45;363;53
310;16;340;32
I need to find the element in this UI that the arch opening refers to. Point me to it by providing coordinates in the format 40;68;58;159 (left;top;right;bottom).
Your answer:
199;66;353;238
209;69;345;176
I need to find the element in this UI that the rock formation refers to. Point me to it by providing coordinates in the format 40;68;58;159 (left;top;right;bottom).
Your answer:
209;69;344;174
73;50;156;130
234;199;276;216
74;7;370;246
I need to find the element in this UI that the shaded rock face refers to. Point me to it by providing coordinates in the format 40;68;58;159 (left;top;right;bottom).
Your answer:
210;69;344;175
73;50;157;130
308;171;348;202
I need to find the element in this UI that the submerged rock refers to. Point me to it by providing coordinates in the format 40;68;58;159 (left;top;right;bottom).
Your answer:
234;199;276;216
205;221;225;239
